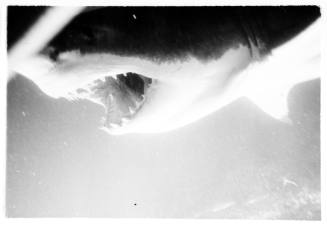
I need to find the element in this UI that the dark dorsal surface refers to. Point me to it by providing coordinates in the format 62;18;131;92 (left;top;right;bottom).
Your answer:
8;6;320;62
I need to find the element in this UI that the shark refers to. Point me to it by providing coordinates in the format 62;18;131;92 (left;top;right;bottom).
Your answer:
8;6;321;135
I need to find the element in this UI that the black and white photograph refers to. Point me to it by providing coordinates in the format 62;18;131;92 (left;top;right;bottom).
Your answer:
2;1;326;222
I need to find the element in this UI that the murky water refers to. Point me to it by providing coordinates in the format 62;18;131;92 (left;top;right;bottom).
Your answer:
6;75;320;219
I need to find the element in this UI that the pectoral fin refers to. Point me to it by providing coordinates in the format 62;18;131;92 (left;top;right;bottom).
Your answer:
245;84;293;123
241;18;320;123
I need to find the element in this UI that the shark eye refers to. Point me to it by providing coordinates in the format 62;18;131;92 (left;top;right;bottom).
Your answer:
71;73;153;130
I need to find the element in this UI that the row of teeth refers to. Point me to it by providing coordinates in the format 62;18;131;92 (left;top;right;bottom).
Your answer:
107;97;145;128
69;72;147;98
75;73;127;91
104;115;131;128
97;73;128;81
109;118;130;128
66;73;130;102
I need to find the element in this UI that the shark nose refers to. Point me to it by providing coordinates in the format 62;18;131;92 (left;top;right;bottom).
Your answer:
41;46;59;60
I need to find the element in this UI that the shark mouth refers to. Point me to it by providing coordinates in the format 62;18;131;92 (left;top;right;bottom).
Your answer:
71;72;153;129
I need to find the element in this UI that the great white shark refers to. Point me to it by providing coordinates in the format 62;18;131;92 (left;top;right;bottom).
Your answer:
8;6;321;135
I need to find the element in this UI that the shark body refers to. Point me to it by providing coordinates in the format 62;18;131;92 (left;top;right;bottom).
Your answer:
9;6;321;134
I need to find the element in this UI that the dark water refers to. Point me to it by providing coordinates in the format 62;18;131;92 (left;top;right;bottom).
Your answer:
6;75;320;219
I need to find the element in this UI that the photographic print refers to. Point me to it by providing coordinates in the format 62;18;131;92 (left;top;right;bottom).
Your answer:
6;4;321;219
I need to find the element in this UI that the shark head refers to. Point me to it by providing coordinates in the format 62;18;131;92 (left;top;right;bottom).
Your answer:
9;7;321;135
12;44;254;135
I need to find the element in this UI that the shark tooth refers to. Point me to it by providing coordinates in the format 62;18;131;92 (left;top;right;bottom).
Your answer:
110;74;117;79
109;123;120;128
135;100;144;108
98;77;106;82
121;117;130;125
128;107;135;114
109;94;114;102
